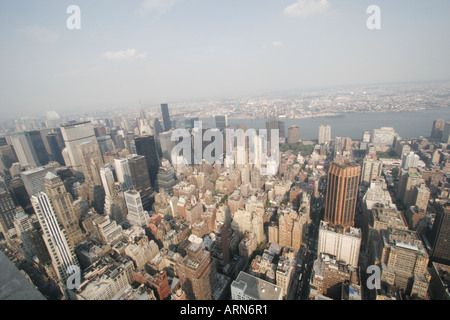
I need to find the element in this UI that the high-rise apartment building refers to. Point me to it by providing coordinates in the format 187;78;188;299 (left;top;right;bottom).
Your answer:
175;242;215;300
31;192;79;284
318;125;331;144
402;152;420;170
287;125;300;145
360;158;382;186
324;161;360;228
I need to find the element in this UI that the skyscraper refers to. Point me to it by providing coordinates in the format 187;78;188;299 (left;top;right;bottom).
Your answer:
135;135;160;188
44;172;84;247
127;154;153;211
161;103;171;132
124;189;150;227
60;121;96;177
114;158;133;191
430;202;450;265
28;130;50;166
46;133;65;166
287;125;300;145
215;115;228;131
360;158;382;186
31;192;79;284
175;242;215;300
431;119;445;140
325;161;360;228
318;125;331;144
77;140;104;186
10;132;41;168
0;183;16;241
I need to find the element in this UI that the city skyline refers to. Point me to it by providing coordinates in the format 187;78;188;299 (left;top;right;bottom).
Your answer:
1;0;450;116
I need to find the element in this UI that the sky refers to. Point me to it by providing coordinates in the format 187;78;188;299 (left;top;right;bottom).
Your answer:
1;0;450;117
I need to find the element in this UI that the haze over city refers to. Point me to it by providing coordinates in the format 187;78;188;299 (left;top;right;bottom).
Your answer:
1;0;450;116
0;0;450;309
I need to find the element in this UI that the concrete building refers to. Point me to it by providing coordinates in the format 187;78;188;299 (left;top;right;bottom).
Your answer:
287;125;300;145
317;221;361;268
20;165;56;197
124;190;150;227
175;243;216;300
77;140;104;186
231;271;283;300
31;192;80;284
360;158;382;186
60;121;96;176
44;172;85;247
318;125;331;145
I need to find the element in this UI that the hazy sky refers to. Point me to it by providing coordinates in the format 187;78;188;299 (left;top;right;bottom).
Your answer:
1;0;450;117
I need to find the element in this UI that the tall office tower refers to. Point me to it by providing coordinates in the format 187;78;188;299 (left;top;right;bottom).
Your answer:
265;117;279;150
77;140;104;186
100;165;115;214
287;125;300;144
431;119;445;139
231;271;283;300
114;158;133;191
124;131;136;154
317;221;361;268
28;130;50;166
13;209;38;260
31;192;80;284
60;121;96;177
127;154;153;211
402;152;420;170
20;165;57;197
362;130;371;143
325;161;360;228
124;190;150;227
278;120;285;139
430;203;450;265
10;132;41;168
360;157;382;186
152;118;164;138
44;172;84;247
161;103;171;132
135;135;160;188
0;143;18;170
158;129;176;163
96;135;115;156
0;184;17;241
215;115;228;130
46;133;65;165
176;242;215;300
318;125;331;144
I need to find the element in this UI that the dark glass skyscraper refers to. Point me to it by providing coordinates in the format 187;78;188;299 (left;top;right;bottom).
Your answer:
135;135;160;188
128;154;154;211
430;202;450;265
46;133;64;166
161;103;171;132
